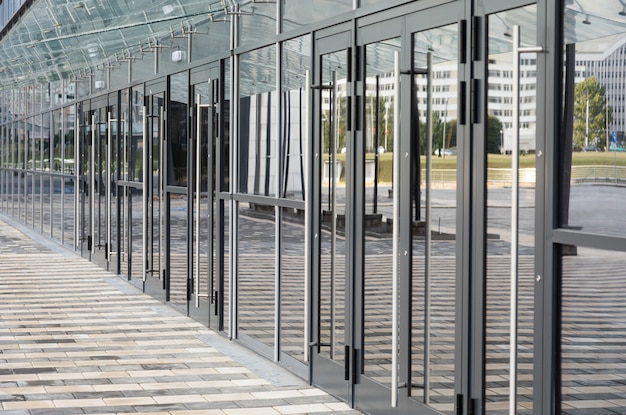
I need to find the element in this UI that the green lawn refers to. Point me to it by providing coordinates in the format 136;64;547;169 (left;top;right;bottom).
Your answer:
339;151;626;183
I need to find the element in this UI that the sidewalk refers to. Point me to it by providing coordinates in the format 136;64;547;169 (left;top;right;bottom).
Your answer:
0;219;361;415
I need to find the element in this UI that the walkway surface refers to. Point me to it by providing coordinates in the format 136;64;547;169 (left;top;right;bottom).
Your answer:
0;219;362;415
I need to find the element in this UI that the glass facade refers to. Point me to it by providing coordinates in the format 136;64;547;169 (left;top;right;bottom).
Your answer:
3;1;626;414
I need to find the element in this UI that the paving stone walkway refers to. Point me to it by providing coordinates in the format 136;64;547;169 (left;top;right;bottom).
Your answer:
0;220;362;415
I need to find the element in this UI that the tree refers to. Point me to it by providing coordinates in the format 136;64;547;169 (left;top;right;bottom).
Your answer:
574;76;612;151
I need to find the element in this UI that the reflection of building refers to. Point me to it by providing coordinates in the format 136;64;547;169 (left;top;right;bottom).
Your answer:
575;34;626;142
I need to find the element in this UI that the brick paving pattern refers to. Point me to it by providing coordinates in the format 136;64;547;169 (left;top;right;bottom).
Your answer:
0;221;362;415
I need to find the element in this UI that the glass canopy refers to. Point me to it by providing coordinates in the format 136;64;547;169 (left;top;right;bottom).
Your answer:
0;0;241;89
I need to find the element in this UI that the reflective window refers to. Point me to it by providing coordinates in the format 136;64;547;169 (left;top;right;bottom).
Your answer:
158;36;188;75
237;201;276;352
560;0;626;411
280;35;310;200
238;1;276;48
191;18;230;62
169;72;189;187
129;87;144;182
238;45;277;196
110;60;129;87
561;247;626;413
486;6;537;413
52;109;63;172
281;0;352;32
561;0;626;238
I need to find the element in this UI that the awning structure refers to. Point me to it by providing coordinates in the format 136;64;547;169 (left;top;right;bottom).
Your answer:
0;0;239;89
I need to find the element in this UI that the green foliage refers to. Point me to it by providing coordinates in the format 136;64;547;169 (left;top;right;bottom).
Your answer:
418;112;457;155
487;115;503;154
574;76;612;150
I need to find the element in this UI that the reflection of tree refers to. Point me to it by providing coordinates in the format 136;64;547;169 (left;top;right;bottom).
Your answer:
322;96;347;154
574;76;612;150
419;112;457;155
486;115;503;154
364;96;394;153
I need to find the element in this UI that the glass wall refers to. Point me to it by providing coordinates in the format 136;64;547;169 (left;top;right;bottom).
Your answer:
559;1;626;413
281;0;352;32
236;43;278;355
238;45;278;197
279;35;310;366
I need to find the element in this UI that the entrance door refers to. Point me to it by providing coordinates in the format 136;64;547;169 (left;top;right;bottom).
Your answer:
353;8;463;415
81;101;110;269
310;27;353;403
190;65;225;329
143;88;166;301
479;3;540;414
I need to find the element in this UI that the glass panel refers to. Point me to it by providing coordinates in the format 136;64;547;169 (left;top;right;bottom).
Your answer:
561;247;626;413
52;109;63;173
190;18;229;62
222;60;231;192
223;199;231;337
119;89;130;277
169;72;188;187
64;80;75;103
318;48;349;365
17;119;25;222
129;185;144;281
78;103;90;256
158;36;188;74
280;206;306;363
237;202;276;353
130;88;144;182
281;0;352;32
561;0;626;238
43;176;52;237
168;190;188;310
110;60;129;87
52;176;63;242
131;55;155;84
411;24;458;413
192;82;212;326
63;104;76;249
33;172;42;231
239;45;278;196
362;36;400;395
64;106;75;175
280;35;310;200
486;6;536;414
93;106;108;265
239;1;276;48
147;92;166;297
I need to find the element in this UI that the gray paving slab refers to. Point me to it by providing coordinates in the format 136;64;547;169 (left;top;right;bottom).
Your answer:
0;218;362;415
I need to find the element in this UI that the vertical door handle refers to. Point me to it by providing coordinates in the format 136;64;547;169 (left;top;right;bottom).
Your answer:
344;345;350;381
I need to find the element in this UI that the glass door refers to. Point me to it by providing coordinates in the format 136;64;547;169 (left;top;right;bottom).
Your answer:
143;88;166;302
311;27;353;403
190;66;223;329
84;101;109;268
480;4;540;414
166;72;190;311
353;8;463;414
78;101;91;258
